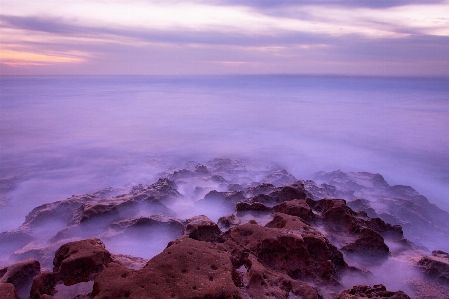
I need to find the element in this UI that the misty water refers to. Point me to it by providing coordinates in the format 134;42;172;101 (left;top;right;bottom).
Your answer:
1;75;448;233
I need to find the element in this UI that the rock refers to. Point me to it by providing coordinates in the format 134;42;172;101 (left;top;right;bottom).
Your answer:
228;184;244;191
273;199;314;223
184;215;222;242
29;272;58;299
302;180;341;200
218;214;241;228
223;214;347;285
235;201;272;213
92;238;242;299
193;164;210;175
110;214;185;236
0;283;20;299
245;183;276;197
418;250;449;282
53;238;112;286
130;178;181;202
198;190;246;208
261;169;297;186
0;230;34;258
335;284;411;298
341;228;390;258
0;258;41;299
111;254;148;270
267;182;308;203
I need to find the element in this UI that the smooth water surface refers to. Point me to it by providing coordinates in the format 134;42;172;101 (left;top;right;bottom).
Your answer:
1;75;448;231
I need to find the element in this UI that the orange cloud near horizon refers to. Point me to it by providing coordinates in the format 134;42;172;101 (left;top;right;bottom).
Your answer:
0;50;85;66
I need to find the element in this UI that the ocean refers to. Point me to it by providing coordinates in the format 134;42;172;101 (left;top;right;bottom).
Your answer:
1;75;448;232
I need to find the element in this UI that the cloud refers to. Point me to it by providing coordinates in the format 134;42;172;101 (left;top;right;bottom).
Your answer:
212;0;446;9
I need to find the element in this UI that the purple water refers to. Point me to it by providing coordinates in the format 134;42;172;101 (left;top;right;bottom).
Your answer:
1;75;448;231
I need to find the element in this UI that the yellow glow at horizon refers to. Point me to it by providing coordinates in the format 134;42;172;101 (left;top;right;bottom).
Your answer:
0;50;84;63
1;0;448;38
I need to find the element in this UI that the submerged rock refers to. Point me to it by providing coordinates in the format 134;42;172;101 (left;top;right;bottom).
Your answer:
335;284;411;299
418;250;449;283
0;258;40;299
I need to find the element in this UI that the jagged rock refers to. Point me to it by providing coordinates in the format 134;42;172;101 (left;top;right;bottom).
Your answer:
111;254;148;270
235;201;272;213
0;258;40;299
315;170;449;251
223;214;347;285
245;183;276;197
184;215;221;242
110;214;185;236
193;164;210;175
29;272;58;299
273;199;314;223
418;250;449;282
341;228;390;257
0;283;20;299
198;190;246;208
130;178;181;202
238;256;323;299
218;214;241;228
23;195;97;228
302;180;341;200
335;284;411;298
314;199;359;231
261;169;297;186
267;182;308;203
228;184;244;191
347;198;378;218
92;238;242;299
53;238;112;286
0;231;34;256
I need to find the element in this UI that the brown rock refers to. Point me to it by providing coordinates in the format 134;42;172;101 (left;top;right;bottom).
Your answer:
0;283;20;299
92;238;242;299
0;258;41;299
268;182;308;203
218;214;241;228
273;199;314;223
53;238;112;286
314;199;359;232
223;214;347;285
29;272;58;299
335;284;411;298
184;215;222;242
240;256;323;299
341;228;390;258
418;250;449;282
236;201;272;212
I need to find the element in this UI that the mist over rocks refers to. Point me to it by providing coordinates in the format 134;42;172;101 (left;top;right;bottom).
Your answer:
0;158;448;298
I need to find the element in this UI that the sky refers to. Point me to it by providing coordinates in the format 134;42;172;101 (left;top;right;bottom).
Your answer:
1;0;448;76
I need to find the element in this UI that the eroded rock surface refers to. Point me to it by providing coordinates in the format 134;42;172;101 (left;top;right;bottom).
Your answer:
418;250;449;282
335;284;411;299
92;238;242;299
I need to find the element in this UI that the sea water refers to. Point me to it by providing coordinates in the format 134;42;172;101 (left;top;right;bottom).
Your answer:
1;75;448;231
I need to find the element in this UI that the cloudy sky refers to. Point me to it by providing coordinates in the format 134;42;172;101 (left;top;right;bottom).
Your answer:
1;0;448;76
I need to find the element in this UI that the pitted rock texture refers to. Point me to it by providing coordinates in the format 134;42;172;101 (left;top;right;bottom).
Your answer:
183;215;222;242
0;258;40;299
0;283;20;299
418;250;449;282
273;199;314;223
53;238;112;286
335;284;411;299
92;238;242;299
223;214;347;285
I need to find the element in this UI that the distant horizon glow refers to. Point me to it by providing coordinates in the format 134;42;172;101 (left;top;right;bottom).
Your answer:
1;0;448;75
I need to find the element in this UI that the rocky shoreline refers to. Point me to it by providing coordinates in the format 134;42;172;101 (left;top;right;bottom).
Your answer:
1;159;448;298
